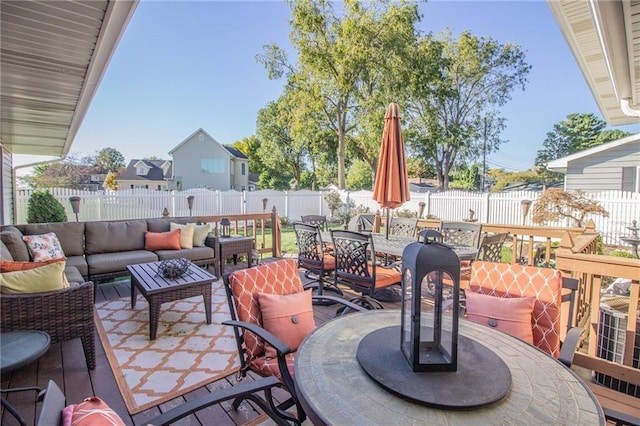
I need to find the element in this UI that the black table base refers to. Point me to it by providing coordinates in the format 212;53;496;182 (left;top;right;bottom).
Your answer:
357;326;511;410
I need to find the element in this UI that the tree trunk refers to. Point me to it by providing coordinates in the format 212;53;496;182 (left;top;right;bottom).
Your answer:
337;127;346;189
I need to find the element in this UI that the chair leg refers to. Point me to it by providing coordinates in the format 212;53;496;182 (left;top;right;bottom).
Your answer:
336;295;384;316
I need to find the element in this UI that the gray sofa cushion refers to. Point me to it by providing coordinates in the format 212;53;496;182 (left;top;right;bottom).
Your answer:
87;250;158;276
0;226;30;261
146;217;191;233
64;265;86;286
65;255;89;278
85;220;147;254
155;246;215;262
1;240;13;261
18;222;85;257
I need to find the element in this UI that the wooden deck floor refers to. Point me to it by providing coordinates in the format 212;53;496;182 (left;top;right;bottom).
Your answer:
1;258;403;426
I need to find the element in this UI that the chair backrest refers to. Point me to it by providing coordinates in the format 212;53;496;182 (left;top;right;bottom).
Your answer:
476;232;508;262
389;217;418;238
293;222;326;272
440;221;482;247
468;261;563;357
301;215;327;232
347;214;375;232
331;230;377;296
224;259;304;364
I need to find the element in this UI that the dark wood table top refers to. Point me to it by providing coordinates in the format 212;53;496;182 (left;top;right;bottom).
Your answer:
127;261;216;295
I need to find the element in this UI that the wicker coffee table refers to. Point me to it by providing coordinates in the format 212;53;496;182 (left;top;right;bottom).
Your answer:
128;261;216;340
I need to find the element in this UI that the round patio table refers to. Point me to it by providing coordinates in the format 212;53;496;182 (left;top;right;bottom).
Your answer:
295;310;605;425
0;330;51;374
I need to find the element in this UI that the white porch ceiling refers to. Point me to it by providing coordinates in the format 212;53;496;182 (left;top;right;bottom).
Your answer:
548;0;640;126
0;0;137;157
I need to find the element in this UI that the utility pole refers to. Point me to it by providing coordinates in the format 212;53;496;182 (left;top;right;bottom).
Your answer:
481;116;487;192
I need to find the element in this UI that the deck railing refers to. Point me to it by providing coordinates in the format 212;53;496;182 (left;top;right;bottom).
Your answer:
195;207;282;259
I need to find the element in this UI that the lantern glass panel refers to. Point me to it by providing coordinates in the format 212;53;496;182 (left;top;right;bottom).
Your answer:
419;270;455;365
401;269;413;359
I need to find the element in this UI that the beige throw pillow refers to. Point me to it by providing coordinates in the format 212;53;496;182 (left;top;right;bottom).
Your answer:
192;224;210;247
170;222;195;249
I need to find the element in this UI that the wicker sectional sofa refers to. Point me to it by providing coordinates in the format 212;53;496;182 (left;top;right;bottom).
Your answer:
0;217;218;370
0;216;218;284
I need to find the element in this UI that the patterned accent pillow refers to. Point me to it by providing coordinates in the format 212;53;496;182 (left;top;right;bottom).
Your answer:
62;396;125;426
22;232;65;262
258;289;316;358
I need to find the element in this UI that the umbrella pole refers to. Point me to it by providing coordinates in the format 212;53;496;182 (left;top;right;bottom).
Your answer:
386;209;390;239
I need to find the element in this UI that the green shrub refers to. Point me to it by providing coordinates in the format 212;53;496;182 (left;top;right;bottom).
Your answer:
27;190;67;223
609;249;635;258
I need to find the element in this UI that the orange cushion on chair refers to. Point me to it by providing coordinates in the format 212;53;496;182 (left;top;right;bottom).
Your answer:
465;291;536;344
367;265;402;288
468;261;563;357
62;396;125;426
258;290;316;359
228;258;305;361
144;229;181;250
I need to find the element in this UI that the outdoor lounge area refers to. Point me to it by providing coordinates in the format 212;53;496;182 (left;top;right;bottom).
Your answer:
1;212;639;425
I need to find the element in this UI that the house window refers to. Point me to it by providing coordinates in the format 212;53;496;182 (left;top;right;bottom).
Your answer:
201;158;225;174
241;163;246;175
157;185;161;190
136;166;146;175
130;184;134;189
622;167;639;192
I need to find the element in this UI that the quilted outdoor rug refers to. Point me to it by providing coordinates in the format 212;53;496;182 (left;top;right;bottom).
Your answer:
94;283;240;414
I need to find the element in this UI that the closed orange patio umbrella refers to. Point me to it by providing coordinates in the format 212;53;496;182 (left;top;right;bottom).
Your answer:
373;102;410;238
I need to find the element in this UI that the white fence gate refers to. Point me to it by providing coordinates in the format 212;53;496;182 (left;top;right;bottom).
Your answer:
14;188;639;247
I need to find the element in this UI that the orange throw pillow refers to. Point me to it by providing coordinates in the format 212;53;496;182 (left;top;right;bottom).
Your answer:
258;290;316;358
0;258;63;272
465;292;536;344
144;229;181;251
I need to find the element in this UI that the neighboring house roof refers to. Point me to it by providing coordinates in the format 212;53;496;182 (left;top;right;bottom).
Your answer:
0;1;138;156
500;181;563;192
117;159;172;182
546;133;640;173
224;145;248;160
548;1;640;126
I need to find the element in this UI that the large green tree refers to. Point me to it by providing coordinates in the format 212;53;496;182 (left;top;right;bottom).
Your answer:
255;98;308;190
19;154;99;189
258;0;423;189
535;113;631;181
405;31;529;190
95;147;125;172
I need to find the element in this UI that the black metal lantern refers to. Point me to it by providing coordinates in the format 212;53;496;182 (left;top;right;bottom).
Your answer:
220;217;231;237
401;240;460;372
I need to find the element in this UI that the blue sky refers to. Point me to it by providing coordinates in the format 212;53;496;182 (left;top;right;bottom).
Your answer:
16;0;640;173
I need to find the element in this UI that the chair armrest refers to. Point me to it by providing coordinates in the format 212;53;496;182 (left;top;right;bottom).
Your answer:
558;326;583;367
147;376;287;426
222;319;292;356
312;295;367;312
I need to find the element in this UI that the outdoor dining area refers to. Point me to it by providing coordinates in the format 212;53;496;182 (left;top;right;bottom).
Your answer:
1;103;639;425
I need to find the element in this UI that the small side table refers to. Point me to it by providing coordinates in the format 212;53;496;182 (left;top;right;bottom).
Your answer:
216;236;254;275
1;330;51;426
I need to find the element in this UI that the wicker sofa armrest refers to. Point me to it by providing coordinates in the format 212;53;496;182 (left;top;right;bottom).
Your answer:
0;282;96;370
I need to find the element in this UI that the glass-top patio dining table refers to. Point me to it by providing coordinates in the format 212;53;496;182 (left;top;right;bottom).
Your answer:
321;231;478;261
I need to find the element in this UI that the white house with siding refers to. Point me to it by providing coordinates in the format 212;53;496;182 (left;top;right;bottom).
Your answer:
169;128;249;191
546;133;640;193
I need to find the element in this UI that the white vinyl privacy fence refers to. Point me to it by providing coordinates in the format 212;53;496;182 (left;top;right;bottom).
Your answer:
14;188;639;246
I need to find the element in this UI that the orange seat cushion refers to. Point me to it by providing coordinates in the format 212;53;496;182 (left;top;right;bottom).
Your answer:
368;265;401;288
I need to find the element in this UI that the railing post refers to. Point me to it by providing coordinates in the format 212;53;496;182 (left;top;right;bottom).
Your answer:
271;206;281;257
